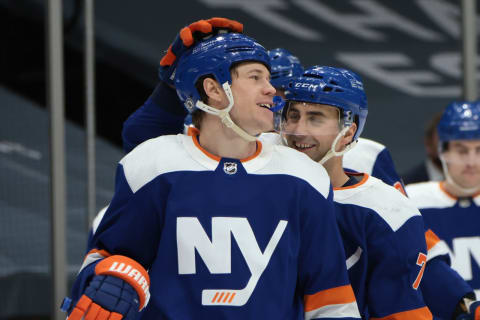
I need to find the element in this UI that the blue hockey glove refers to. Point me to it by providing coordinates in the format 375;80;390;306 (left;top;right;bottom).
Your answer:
65;255;150;320
158;17;243;86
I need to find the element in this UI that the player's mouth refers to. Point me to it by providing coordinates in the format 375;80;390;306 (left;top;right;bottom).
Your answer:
257;102;273;110
293;141;316;151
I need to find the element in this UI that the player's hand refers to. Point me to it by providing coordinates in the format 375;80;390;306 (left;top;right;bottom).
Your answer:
455;300;480;320
64;255;150;320
158;17;243;86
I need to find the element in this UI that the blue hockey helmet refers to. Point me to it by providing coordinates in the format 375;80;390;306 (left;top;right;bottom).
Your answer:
438;100;480;143
174;33;270;113
268;48;304;90
285;66;368;141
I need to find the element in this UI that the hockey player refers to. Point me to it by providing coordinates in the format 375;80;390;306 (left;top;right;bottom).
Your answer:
406;101;480;319
114;18;480;318
268;48;304;99
64;28;361;319
344;138;479;320
276;66;431;319
121;46;302;153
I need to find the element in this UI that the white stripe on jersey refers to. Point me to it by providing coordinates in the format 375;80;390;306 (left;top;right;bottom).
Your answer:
343;138;386;175
334;175;421;232
405;182;457;209
120;134;331;199
305;301;361;320
427;239;451;262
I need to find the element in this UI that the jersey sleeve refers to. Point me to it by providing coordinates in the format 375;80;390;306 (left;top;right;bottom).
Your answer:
299;186;361;320
122;81;186;153
366;215;432;319
69;162;167;305
371;147;407;195
421;230;474;319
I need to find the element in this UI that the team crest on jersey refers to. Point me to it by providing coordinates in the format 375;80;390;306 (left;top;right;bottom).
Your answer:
223;162;237;175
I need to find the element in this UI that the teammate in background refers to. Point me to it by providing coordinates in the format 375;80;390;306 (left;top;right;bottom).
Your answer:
406;101;480;319
268;48;304;99
64;22;361;319
344;138;478;320
402;112;444;185
279;66;431;319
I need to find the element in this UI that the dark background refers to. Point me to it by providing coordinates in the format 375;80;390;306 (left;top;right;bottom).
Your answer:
0;1;479;317
2;0;477;172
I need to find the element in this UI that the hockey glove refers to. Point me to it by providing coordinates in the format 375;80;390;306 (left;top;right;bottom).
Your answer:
66;255;150;320
455;295;480;320
158;17;243;86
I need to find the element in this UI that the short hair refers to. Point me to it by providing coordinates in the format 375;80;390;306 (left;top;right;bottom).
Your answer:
191;63;246;129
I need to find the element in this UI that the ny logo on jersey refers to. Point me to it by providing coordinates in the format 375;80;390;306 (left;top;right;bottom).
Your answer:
448;237;480;281
176;217;288;306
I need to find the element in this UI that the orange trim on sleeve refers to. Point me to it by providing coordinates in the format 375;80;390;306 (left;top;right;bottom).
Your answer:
304;284;356;312
191;133;263;163
371;306;432;320
334;172;369;190
82;249;111;264
425;229;441;251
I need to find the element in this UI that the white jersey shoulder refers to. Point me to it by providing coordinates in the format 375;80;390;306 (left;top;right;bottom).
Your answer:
405;181;456;209
258;132;331;198
120;134;206;193
259;132;283;146
261;143;332;199
343;138;386;174
335;175;420;232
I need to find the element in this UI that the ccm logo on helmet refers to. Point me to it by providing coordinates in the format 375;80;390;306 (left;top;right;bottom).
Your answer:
109;261;151;304
294;82;318;90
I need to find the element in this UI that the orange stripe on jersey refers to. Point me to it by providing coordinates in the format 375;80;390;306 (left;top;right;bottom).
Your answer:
304;284;356;312
240;141;262;163
334;173;368;191
187;126;199;137
439;182;457;200
191;133;263;163
192;134;221;161
82;249;111;263
425;229;441;251
371;306;432;320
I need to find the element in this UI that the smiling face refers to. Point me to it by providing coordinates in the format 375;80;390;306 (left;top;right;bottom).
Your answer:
282;102;343;162
443;140;480;190
228;62;276;136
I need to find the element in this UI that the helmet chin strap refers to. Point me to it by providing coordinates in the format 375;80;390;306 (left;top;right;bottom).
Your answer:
319;126;357;165
195;82;257;142
439;155;480;195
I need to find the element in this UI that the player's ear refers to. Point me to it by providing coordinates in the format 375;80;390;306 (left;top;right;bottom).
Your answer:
203;78;224;104
343;123;357;145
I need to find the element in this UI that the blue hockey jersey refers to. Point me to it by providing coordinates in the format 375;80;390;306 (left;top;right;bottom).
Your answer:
333;173;431;319
344;140;474;319
343;138;406;195
74;133;361;319
406;182;480;300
